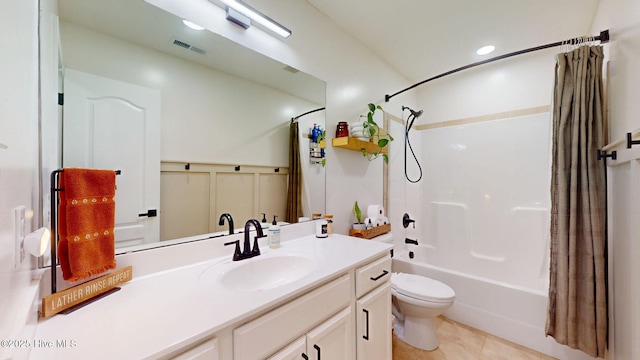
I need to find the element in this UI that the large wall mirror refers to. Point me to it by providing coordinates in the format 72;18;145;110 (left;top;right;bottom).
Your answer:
41;0;326;254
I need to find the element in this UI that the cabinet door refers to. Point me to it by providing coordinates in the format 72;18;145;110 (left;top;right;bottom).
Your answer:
357;282;392;360
268;337;306;360
170;338;218;360
306;307;353;360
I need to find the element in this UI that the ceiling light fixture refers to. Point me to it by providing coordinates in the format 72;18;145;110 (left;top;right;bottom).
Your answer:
476;45;495;55
182;19;205;30
220;0;291;38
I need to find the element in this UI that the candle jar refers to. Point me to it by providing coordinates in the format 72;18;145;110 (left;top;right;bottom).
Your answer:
336;122;349;138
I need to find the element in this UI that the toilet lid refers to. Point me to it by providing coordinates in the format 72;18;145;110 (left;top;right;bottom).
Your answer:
391;273;455;303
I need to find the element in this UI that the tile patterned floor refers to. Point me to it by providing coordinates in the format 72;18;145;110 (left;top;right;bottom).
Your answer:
392;316;557;360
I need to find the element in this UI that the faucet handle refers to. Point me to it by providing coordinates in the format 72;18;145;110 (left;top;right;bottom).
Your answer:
224;240;242;261
251;236;261;257
403;213;416;229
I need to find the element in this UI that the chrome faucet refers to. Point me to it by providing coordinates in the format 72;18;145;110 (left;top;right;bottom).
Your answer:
218;213;234;235
224;219;265;261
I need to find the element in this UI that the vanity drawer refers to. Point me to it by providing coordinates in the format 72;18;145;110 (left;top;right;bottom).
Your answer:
233;274;351;360
355;255;391;298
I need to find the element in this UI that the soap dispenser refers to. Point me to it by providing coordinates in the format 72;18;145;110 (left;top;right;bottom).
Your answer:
268;215;281;249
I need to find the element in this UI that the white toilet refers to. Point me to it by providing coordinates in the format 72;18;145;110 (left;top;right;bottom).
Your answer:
373;233;455;351
391;272;455;350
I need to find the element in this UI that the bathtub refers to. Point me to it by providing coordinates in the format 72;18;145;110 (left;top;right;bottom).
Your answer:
392;248;597;360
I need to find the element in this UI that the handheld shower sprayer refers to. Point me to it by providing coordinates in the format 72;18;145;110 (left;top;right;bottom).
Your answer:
402;105;424;183
402;106;423;131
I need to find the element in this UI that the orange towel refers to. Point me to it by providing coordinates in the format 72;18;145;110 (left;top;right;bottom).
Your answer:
58;168;117;283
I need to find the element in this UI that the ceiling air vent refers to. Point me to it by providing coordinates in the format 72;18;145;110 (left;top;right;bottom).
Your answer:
171;38;207;56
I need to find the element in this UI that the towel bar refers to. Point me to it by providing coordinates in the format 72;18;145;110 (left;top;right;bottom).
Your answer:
49;169;121;295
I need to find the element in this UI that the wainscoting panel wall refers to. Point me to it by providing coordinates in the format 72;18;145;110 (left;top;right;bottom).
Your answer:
161;162;289;241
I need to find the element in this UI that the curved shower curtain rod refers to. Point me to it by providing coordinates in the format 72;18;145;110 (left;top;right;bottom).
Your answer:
385;29;610;102
291;107;326;122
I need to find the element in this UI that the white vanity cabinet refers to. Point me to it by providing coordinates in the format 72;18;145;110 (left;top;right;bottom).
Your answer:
233;274;352;360
268;307;352;360
354;255;392;360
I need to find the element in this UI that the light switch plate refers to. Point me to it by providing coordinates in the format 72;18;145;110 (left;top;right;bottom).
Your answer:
14;206;26;269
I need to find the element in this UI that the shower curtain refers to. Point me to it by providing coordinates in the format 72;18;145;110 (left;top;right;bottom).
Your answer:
546;45;607;358
285;121;302;223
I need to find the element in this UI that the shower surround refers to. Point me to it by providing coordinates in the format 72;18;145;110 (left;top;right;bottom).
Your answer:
389;113;597;359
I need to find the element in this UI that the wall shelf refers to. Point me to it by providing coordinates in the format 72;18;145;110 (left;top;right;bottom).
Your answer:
331;137;388;155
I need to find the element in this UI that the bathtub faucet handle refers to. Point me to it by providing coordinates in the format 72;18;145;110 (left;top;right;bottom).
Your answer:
403;213;416;228
405;238;419;245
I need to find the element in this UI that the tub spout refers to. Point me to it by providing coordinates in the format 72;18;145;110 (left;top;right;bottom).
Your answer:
405;238;419;245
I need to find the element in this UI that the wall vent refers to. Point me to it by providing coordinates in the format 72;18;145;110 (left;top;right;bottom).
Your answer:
171;38;207;56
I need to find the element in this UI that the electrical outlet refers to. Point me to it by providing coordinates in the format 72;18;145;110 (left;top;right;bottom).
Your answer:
14;206;26;269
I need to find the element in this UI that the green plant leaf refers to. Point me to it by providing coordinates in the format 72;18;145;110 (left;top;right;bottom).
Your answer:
368;103;376;113
354;201;363;223
378;138;389;147
383;154;389;163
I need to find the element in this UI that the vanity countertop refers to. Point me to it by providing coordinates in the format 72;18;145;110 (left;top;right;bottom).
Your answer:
29;234;391;359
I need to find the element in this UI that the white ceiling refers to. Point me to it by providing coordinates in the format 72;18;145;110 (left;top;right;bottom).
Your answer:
306;0;601;83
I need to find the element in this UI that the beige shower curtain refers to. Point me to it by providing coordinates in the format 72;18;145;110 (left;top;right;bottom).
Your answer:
546;45;607;358
285;121;302;223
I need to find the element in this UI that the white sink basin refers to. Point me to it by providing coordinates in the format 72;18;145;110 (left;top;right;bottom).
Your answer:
201;254;316;291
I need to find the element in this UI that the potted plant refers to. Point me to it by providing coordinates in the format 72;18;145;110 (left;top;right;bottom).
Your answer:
359;103;394;163
353;201;366;230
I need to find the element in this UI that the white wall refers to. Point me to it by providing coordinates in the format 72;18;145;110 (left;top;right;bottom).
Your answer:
591;1;640;359
0;0;41;357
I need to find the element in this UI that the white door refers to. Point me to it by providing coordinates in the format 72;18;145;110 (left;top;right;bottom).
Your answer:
356;283;392;360
63;68;161;247
306;307;353;360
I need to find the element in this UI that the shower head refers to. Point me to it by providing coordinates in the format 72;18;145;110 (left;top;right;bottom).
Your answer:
402;106;423;131
402;106;423;119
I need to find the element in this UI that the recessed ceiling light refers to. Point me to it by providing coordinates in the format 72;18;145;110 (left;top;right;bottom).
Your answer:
182;19;205;31
476;45;495;55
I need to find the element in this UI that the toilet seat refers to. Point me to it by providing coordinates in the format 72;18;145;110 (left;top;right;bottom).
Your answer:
391;273;455;304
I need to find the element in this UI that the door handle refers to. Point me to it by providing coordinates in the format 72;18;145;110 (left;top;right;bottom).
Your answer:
363;308;370;340
301;354;308;360
138;209;157;217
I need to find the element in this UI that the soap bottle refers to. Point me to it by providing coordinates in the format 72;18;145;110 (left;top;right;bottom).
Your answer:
268;215;281;249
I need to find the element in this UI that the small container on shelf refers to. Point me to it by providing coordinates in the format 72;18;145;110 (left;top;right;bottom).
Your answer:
335;122;349;138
